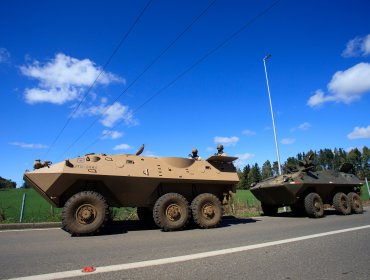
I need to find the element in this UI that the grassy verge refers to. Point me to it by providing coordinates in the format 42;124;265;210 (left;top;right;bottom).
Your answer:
1;183;369;223
0;189;61;223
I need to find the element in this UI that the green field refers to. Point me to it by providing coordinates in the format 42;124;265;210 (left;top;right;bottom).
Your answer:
0;188;61;223
1;184;369;223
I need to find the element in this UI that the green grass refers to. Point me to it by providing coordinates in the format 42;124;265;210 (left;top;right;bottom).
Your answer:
235;189;260;207
0;188;61;223
361;183;370;201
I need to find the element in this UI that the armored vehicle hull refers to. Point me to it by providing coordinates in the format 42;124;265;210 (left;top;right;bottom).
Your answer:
250;168;363;218
24;153;238;235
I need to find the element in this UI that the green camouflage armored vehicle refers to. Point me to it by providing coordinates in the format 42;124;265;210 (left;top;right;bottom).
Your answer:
23;145;238;235
250;154;364;218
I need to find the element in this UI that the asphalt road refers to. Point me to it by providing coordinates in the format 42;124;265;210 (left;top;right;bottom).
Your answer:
1;208;370;280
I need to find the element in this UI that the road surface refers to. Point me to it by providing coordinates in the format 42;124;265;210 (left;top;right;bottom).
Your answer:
1;208;369;280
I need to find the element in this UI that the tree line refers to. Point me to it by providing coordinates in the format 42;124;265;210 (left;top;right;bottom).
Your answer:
237;146;370;189
0;176;16;189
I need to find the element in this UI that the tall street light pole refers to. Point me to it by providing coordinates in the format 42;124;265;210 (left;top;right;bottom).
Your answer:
263;54;282;175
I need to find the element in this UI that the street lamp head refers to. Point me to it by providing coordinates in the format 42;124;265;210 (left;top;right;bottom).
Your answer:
263;54;272;61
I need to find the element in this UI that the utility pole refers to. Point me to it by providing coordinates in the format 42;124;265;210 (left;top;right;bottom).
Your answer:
263;54;282;175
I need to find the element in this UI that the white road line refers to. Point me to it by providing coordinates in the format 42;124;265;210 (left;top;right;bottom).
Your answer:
0;228;60;233
8;224;370;280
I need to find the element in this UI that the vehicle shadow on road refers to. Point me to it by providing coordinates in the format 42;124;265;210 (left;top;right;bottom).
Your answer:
262;208;367;219
98;220;157;236
96;216;260;236
219;216;260;228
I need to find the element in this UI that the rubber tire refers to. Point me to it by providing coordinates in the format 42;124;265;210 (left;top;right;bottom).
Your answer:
261;204;278;216
153;193;190;231
137;207;155;224
333;192;351;215
62;191;109;236
191;193;223;229
304;193;324;218
347;192;363;214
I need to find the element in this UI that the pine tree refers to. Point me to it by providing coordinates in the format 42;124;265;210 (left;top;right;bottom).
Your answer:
248;163;261;184
362;146;370;179
261;160;273;179
272;161;280;176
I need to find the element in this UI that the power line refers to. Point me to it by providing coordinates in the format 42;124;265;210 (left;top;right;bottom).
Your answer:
59;0;218;159
80;0;282;155
45;0;153;157
132;0;281;114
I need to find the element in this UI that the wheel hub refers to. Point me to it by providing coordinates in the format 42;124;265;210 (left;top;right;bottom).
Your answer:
202;203;215;219
314;200;322;211
165;204;182;221
76;204;97;225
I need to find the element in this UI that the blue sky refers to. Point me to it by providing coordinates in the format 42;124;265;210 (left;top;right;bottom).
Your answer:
1;0;370;186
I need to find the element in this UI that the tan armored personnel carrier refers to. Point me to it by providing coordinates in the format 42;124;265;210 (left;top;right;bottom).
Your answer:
24;146;239;235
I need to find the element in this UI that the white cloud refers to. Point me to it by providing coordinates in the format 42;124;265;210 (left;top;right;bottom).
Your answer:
281;138;295;145
342;34;370;57
242;129;256;136
24;85;80;105
10;142;48;149
347;125;370;139
0;48;10;63
308;63;370;107
290;122;311;132
101;130;123;140
75;101;136;128
113;143;131;151
214;136;239;146
234;153;255;168
20;53;124;104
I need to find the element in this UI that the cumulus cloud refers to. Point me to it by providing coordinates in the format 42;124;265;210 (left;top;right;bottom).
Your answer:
20;53;124;104
308;63;370;107
214;136;239;146
281;138;295;145
347;125;370;139
242;129;256;136
75;101;136;128
101;130;123;140
10;142;48;149
342;34;370;57
234;153;255;167
0;48;10;63
113;143;131;150
290;122;311;132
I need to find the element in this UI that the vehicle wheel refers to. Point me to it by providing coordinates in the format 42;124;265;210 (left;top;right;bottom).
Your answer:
137;207;155;224
62;191;109;236
261;204;278;216
347;192;363;214
333;192;351;215
191;193;223;229
153;193;190;231
304;193;324;218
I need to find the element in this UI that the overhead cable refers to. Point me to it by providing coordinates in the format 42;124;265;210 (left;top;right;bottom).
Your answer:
45;0;153;156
